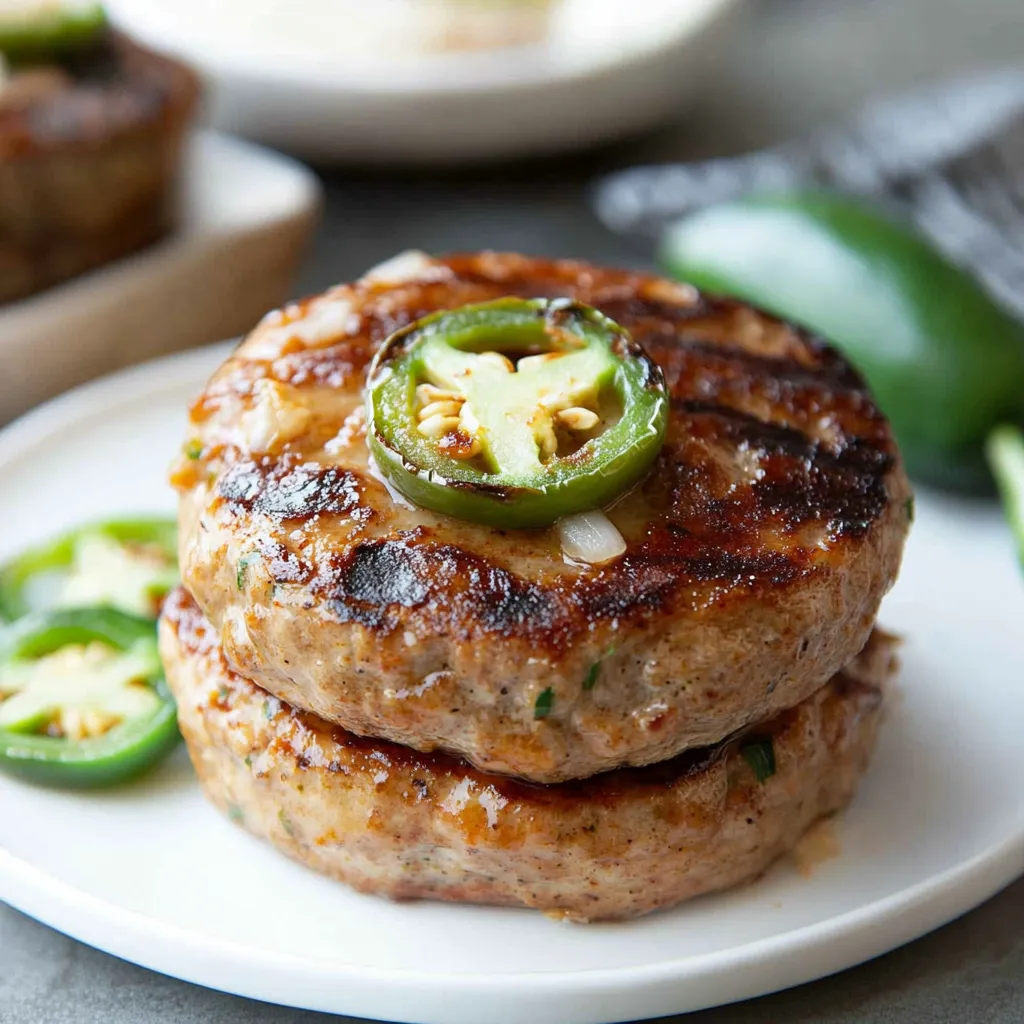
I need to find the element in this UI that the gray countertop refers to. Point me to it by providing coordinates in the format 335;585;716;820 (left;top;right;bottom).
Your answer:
2;0;1023;1020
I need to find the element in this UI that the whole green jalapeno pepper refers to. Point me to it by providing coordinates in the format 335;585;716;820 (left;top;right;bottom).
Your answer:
0;517;178;622
659;191;1024;492
365;297;669;528
0;606;180;788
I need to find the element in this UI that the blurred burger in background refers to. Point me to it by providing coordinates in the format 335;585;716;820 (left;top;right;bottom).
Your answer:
0;2;198;302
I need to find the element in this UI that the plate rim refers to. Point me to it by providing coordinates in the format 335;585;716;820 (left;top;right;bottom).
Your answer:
1;343;1022;1022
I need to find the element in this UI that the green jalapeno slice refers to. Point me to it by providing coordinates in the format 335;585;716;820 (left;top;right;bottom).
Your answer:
0;517;178;622
365;298;669;528
0;607;180;787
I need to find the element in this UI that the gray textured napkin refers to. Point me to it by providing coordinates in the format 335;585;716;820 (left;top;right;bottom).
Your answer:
593;69;1024;317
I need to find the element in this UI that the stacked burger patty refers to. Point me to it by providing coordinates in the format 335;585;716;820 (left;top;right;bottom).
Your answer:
161;251;910;921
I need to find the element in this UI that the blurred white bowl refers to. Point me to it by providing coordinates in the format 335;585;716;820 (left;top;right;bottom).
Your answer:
0;131;320;425
105;0;746;164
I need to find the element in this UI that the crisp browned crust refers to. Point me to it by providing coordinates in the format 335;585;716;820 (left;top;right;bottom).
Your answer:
160;587;894;922
0;33;199;302
175;252;911;782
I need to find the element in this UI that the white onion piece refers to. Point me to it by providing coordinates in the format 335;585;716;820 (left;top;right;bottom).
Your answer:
556;511;626;566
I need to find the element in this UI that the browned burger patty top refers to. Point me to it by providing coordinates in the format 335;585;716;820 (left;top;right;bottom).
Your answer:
174;251;911;783
161;587;895;922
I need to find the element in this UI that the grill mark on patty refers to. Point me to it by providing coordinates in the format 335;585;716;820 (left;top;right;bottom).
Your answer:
164;586;886;799
320;539;560;637
322;540;433;629
589;540;805;611
653;336;865;392
218;458;370;523
312;533;809;643
674;401;823;455
582;292;718;328
659;400;893;537
754;448;890;534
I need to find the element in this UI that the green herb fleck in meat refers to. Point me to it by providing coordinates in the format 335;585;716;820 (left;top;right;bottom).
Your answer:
741;736;776;783
534;687;554;720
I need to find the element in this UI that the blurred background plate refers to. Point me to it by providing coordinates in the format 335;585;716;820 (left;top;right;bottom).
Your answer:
104;0;746;164
0;131;320;426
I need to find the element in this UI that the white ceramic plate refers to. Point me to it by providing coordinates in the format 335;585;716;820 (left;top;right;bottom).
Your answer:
0;346;1022;1024
0;132;320;425
105;0;746;163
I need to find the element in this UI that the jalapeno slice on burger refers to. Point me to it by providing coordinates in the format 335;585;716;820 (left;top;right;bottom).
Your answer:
365;298;669;528
0;607;179;787
0;517;178;622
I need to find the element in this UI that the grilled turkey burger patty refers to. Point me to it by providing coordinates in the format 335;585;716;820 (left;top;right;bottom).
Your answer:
174;251;910;783
161;588;895;922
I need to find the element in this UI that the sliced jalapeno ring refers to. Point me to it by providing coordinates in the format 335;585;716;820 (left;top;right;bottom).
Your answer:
0;517;179;622
365;298;669;528
0;607;180;788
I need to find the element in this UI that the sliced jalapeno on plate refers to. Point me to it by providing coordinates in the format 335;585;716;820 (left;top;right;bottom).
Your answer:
0;517;178;622
0;607;180;787
365;298;669;528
